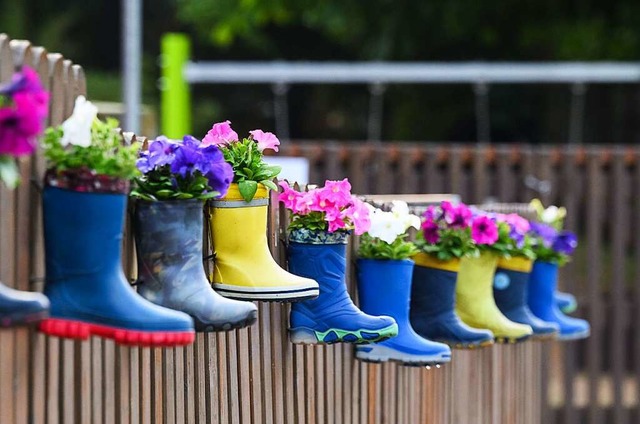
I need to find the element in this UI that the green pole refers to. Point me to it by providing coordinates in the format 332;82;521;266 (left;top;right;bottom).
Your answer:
160;33;191;137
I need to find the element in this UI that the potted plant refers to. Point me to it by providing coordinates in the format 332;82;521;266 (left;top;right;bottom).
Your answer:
203;120;318;301
279;180;397;345
410;201;494;349
39;96;195;346
0;67;50;326
131;135;258;332
527;209;589;341
355;201;450;365
454;208;533;343
490;213;559;340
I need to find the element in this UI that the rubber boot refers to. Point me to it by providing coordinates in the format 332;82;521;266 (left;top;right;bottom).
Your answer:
39;186;195;346
287;231;398;344
528;261;590;341
493;257;559;340
134;200;257;332
355;259;451;366
209;184;318;301
410;253;494;349
555;291;578;314
0;282;49;327
456;252;532;343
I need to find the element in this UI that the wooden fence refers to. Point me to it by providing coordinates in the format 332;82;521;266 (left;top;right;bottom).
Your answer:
0;33;625;424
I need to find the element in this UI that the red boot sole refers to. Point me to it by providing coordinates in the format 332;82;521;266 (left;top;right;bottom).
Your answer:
39;318;195;347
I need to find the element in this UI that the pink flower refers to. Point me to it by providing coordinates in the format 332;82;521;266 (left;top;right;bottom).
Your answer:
471;216;499;245
202;120;238;147
343;198;371;235
504;213;530;234
322;178;352;207
249;129;280;152
441;201;472;228
308;189;337;213
325;207;346;232
294;191;315;215
0;92;47;156
422;219;440;243
423;205;440;221
278;180;301;211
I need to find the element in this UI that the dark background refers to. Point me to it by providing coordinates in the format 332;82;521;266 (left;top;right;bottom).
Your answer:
2;0;640;143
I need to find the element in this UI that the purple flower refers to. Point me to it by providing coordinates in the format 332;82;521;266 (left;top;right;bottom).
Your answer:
441;201;472;228
529;222;557;247
510;230;525;248
199;144;234;197
553;231;577;255
137;136;177;173
0;67;43;96
422;219;440;243
0;93;46;156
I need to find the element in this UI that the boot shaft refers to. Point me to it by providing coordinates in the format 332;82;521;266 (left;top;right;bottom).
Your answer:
528;260;559;311
456;252;499;299
493;257;534;313
411;264;458;320
134;200;207;297
43;186;126;283
357;259;414;327
288;240;350;311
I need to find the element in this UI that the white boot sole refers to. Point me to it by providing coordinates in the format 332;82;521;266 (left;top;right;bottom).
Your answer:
355;344;452;366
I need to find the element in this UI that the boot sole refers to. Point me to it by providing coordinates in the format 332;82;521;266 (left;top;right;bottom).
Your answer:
557;329;590;341
213;284;319;302
289;323;398;345
355;345;452;367
494;334;531;344
0;310;49;328
192;309;258;332
530;331;559;341
446;339;495;350
39;318;195;347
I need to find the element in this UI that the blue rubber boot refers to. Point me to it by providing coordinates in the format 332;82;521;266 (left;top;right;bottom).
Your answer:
0;282;49;327
287;231;398;344
493;258;559;340
410;254;494;349
39;186;195;347
355;259;452;366
555;291;578;314
528;261;590;341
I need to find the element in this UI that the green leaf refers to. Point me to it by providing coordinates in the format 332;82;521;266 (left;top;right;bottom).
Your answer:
260;179;278;191
177;193;194;199
242;167;254;179
0;157;20;189
238;180;258;202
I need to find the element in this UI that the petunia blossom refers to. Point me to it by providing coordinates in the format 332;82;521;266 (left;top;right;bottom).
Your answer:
249;129;280;152
421;219;440;244
553;231;578;255
322;178;352;207
529;222;557;247
278;181;302;210
471;216;499;245
441;201;472;228
202;120;239;147
60;96;98;147
344;198;371;235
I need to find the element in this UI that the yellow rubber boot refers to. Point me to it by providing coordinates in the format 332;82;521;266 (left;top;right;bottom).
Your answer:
455;252;532;343
209;184;319;301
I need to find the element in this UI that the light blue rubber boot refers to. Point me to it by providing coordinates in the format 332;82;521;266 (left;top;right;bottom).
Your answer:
287;231;398;344
355;259;452;366
528;261;590;341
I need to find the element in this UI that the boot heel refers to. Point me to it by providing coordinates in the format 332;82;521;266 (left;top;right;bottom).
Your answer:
39;318;91;340
289;328;320;344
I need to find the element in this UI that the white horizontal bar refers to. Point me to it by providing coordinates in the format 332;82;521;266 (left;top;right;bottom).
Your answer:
184;61;640;84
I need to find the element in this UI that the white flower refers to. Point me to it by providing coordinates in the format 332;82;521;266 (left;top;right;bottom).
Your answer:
540;206;559;224
60;95;98;147
391;200;421;230
368;209;406;244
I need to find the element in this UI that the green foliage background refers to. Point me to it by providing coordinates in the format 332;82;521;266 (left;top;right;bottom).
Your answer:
3;0;640;142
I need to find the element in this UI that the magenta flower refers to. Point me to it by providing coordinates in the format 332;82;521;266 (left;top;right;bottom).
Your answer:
202;120;239;147
322;178;352;207
422;219;440;243
0;92;47;156
343;198;371;235
471;216;499;245
278;181;302;210
423;205;440;222
441;201;472;228
249;129;280;152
